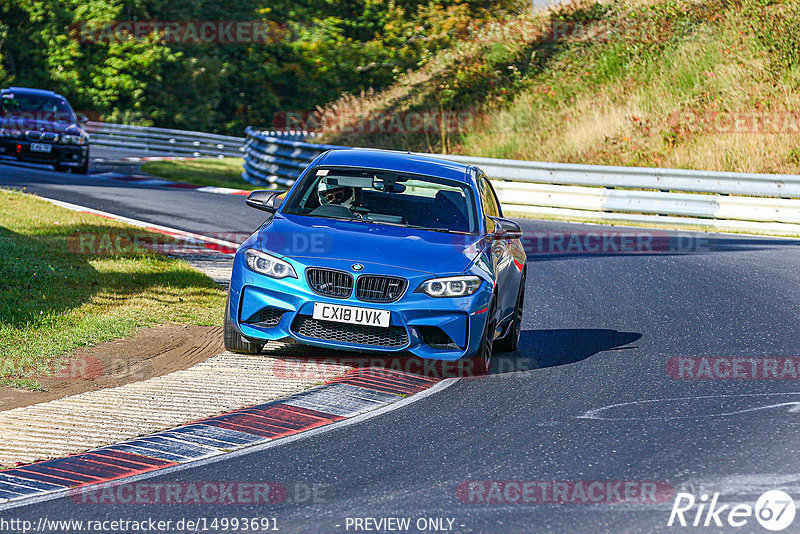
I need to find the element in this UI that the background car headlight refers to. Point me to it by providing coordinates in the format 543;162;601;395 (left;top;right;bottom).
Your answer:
245;249;297;279
0;128;22;138
416;276;482;297
60;134;88;145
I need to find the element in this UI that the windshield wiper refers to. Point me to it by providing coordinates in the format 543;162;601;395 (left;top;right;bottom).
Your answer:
401;224;470;234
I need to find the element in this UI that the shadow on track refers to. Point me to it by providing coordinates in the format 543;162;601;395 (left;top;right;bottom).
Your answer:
490;328;642;374
255;328;642;379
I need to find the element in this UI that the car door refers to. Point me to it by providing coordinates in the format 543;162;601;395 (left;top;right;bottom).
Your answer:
478;172;516;322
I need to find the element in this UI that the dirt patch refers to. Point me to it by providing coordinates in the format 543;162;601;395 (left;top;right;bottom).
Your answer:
0;325;223;411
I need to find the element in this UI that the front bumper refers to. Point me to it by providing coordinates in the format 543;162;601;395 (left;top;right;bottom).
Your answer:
0;138;88;166
228;252;493;361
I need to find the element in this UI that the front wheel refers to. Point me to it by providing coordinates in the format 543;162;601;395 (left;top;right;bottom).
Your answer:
72;158;89;174
223;296;264;355
470;302;496;376
494;277;525;353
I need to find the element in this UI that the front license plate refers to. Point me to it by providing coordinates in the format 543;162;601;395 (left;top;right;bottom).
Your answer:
30;143;52;153
313;302;390;328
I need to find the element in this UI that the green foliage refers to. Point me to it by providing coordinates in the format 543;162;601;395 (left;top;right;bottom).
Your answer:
0;0;524;134
744;0;800;76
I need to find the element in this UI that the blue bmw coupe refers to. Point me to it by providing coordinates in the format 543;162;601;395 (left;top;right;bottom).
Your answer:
225;149;527;373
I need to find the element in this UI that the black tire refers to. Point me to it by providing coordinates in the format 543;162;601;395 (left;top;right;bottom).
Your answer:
223;296;264;355
53;163;68;173
470;300;496;375
72;158;89;174
494;276;525;353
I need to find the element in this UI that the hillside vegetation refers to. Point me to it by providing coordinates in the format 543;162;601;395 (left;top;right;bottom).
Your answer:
0;0;521;135
319;0;800;174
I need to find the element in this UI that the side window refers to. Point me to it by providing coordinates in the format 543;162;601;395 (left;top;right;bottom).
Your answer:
479;175;501;227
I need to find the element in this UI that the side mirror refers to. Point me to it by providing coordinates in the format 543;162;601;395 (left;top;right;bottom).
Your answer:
489;217;523;240
76;114;89;124
246;190;285;213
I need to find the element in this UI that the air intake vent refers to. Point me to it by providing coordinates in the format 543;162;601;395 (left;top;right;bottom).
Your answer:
291;316;409;348
417;325;459;349
306;268;353;298
243;307;285;327
356;275;407;303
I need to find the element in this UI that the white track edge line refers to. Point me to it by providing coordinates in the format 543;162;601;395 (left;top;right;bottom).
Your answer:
37;196;240;250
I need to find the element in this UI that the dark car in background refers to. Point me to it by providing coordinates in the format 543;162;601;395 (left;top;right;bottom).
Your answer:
0;87;90;173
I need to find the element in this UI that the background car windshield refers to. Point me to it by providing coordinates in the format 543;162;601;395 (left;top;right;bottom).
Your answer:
282;167;478;234
1;93;75;122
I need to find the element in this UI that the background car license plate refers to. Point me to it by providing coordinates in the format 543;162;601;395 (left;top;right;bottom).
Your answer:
313;302;390;328
30;143;52;153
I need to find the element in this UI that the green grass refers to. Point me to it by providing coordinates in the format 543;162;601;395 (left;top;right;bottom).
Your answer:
141;157;260;190
0;189;226;389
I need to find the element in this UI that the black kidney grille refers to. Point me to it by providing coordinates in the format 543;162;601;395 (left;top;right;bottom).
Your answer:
356;275;407;303
243;307;285;327
307;268;353;298
291;315;409;348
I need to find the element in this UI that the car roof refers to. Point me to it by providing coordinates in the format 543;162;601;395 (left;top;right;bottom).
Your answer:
2;87;63;99
317;148;472;183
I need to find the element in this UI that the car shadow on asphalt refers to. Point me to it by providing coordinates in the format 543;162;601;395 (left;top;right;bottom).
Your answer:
490;328;642;374
256;328;641;380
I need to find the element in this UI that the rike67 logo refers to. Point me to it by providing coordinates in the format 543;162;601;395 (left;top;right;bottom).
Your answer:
668;490;796;531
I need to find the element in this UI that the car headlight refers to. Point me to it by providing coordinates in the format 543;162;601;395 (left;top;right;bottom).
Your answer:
416;276;482;298
60;134;88;145
0;128;22;138
245;249;297;279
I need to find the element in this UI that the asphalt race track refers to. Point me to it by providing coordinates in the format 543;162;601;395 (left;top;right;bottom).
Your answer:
2;159;800;533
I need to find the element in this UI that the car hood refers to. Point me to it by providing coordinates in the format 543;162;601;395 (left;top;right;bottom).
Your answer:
258;213;485;277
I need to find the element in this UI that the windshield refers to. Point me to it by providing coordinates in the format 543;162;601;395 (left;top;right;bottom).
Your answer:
282;167;478;234
0;92;75;123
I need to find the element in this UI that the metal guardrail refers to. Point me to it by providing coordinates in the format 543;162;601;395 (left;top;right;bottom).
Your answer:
242;127;800;235
242;127;343;186
86;122;310;159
